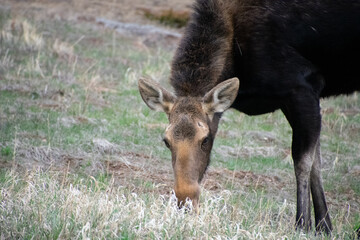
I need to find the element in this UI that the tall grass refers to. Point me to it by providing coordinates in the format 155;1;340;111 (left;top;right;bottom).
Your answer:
0;169;340;239
1;169;358;239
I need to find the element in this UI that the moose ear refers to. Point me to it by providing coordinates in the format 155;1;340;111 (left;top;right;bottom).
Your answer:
202;78;239;119
138;77;176;114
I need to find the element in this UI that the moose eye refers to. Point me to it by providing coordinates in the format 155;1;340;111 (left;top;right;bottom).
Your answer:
201;137;210;149
163;138;171;149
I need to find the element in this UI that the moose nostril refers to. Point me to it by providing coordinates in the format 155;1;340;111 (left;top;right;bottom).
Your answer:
174;184;200;211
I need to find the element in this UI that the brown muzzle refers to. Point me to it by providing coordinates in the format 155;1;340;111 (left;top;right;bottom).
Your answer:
174;182;200;210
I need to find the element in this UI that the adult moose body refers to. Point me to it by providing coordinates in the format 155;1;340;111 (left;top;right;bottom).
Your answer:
138;0;360;234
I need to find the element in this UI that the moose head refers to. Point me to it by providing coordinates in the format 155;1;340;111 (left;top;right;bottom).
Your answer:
138;77;239;209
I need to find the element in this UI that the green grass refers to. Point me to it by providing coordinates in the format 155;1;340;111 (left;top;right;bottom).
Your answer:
226;156;291;173
0;8;359;239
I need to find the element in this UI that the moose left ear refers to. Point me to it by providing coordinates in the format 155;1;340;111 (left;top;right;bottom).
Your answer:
138;77;176;114
202;78;239;119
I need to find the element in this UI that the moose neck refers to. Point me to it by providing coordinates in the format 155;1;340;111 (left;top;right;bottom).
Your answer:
170;0;236;97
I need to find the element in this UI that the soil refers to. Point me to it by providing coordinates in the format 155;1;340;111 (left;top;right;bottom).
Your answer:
105;152;285;195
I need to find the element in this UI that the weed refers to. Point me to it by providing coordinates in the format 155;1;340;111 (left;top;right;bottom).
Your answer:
1;146;12;157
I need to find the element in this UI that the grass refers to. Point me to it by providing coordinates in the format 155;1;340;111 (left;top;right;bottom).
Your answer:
144;10;189;28
138;6;190;28
0;6;359;239
0;170;315;239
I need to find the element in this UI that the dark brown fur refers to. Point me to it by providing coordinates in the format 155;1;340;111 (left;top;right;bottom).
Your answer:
140;0;360;235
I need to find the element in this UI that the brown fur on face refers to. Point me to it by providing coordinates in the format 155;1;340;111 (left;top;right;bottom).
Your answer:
163;97;216;208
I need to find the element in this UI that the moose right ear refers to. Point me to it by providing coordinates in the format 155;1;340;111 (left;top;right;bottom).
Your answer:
138;78;176;114
202;78;239;120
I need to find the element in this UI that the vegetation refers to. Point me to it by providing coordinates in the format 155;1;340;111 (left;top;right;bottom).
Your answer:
0;7;359;239
143;9;189;28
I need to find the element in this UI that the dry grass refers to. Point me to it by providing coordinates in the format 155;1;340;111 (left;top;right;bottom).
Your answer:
0;169;357;239
1;18;43;50
0;170;308;239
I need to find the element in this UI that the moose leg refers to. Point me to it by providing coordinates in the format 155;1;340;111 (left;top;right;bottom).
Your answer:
310;140;332;234
282;90;322;232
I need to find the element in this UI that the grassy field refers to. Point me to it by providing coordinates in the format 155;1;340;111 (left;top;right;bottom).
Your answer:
0;5;359;239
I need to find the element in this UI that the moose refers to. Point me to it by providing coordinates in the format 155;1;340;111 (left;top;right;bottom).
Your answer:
138;0;360;234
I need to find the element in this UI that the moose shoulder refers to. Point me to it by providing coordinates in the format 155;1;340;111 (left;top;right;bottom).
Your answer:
138;0;360;234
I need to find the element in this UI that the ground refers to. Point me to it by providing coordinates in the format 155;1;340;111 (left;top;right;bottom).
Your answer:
4;0;193;24
0;0;288;197
0;0;359;239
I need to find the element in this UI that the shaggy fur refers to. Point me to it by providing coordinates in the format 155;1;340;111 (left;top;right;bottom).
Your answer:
169;0;360;234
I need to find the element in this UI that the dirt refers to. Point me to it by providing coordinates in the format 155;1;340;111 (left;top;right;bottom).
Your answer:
9;137;286;198
105;152;285;196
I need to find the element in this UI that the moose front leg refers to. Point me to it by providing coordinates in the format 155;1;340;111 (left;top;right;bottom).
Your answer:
310;140;332;234
282;89;324;232
293;137;314;232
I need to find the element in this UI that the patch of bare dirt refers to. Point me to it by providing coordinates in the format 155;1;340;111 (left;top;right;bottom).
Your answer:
203;168;284;191
15;144;87;170
103;151;285;196
99;152;173;195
